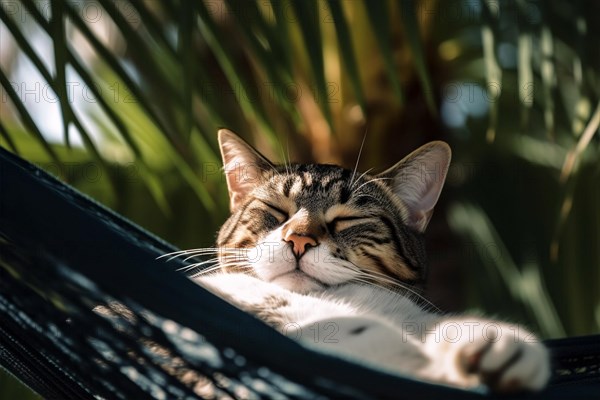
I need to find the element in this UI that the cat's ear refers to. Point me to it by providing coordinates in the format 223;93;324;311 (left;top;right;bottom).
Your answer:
377;141;451;232
218;129;274;211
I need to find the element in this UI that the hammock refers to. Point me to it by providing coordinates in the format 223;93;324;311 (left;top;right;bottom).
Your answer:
0;147;598;400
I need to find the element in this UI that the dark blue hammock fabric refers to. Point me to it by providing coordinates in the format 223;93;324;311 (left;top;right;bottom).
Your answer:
0;147;598;399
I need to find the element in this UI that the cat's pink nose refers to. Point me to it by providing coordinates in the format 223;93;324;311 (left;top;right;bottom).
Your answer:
284;232;317;258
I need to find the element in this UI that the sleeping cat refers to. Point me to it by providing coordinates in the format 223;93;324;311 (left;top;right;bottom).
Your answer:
190;129;550;393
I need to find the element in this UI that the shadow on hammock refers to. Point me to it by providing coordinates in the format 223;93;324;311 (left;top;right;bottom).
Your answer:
0;147;598;399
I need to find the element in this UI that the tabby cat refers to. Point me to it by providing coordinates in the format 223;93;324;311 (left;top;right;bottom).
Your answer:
191;129;550;393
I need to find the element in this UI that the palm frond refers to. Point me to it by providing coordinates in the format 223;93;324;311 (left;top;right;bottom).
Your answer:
364;1;404;103
327;0;366;114
397;0;436;115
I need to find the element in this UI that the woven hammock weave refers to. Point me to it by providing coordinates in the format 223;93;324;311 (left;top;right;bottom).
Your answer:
0;147;598;399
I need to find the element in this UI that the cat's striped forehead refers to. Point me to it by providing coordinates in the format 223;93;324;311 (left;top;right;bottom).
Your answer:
257;164;393;212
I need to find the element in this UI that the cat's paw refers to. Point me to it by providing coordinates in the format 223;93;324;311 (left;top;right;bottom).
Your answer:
455;324;550;393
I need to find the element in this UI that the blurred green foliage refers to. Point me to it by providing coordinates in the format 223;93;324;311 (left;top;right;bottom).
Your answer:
0;0;598;396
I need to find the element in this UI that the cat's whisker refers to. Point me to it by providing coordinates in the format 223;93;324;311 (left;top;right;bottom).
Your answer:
179;260;243;274
159;248;224;259
350;168;375;190
266;137;288;176
217;260;252;267
329;261;399;292
256;157;280;177
176;253;245;268
348;276;381;288
158;247;231;256
180;254;210;263
282;136;292;176
353;268;412;289
157;249;201;259
186;265;223;276
343;269;393;290
167;253;214;262
346;265;441;312
181;252;242;263
348;276;405;297
176;259;219;272
179;257;219;266
161;248;243;262
190;263;253;277
352;176;393;195
178;253;250;269
189;266;252;279
355;273;415;297
358;273;409;292
350;129;368;188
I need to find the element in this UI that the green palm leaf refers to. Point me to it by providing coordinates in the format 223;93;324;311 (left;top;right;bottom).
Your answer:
327;0;366;114
364;1;404;103
397;0;436;116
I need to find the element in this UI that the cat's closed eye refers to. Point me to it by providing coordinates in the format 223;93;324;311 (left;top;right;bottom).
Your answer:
328;215;373;233
259;200;288;224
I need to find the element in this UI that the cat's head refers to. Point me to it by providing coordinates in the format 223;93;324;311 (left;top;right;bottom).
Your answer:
216;129;451;293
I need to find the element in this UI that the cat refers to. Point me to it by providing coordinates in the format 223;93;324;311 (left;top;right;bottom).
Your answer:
189;129;550;393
